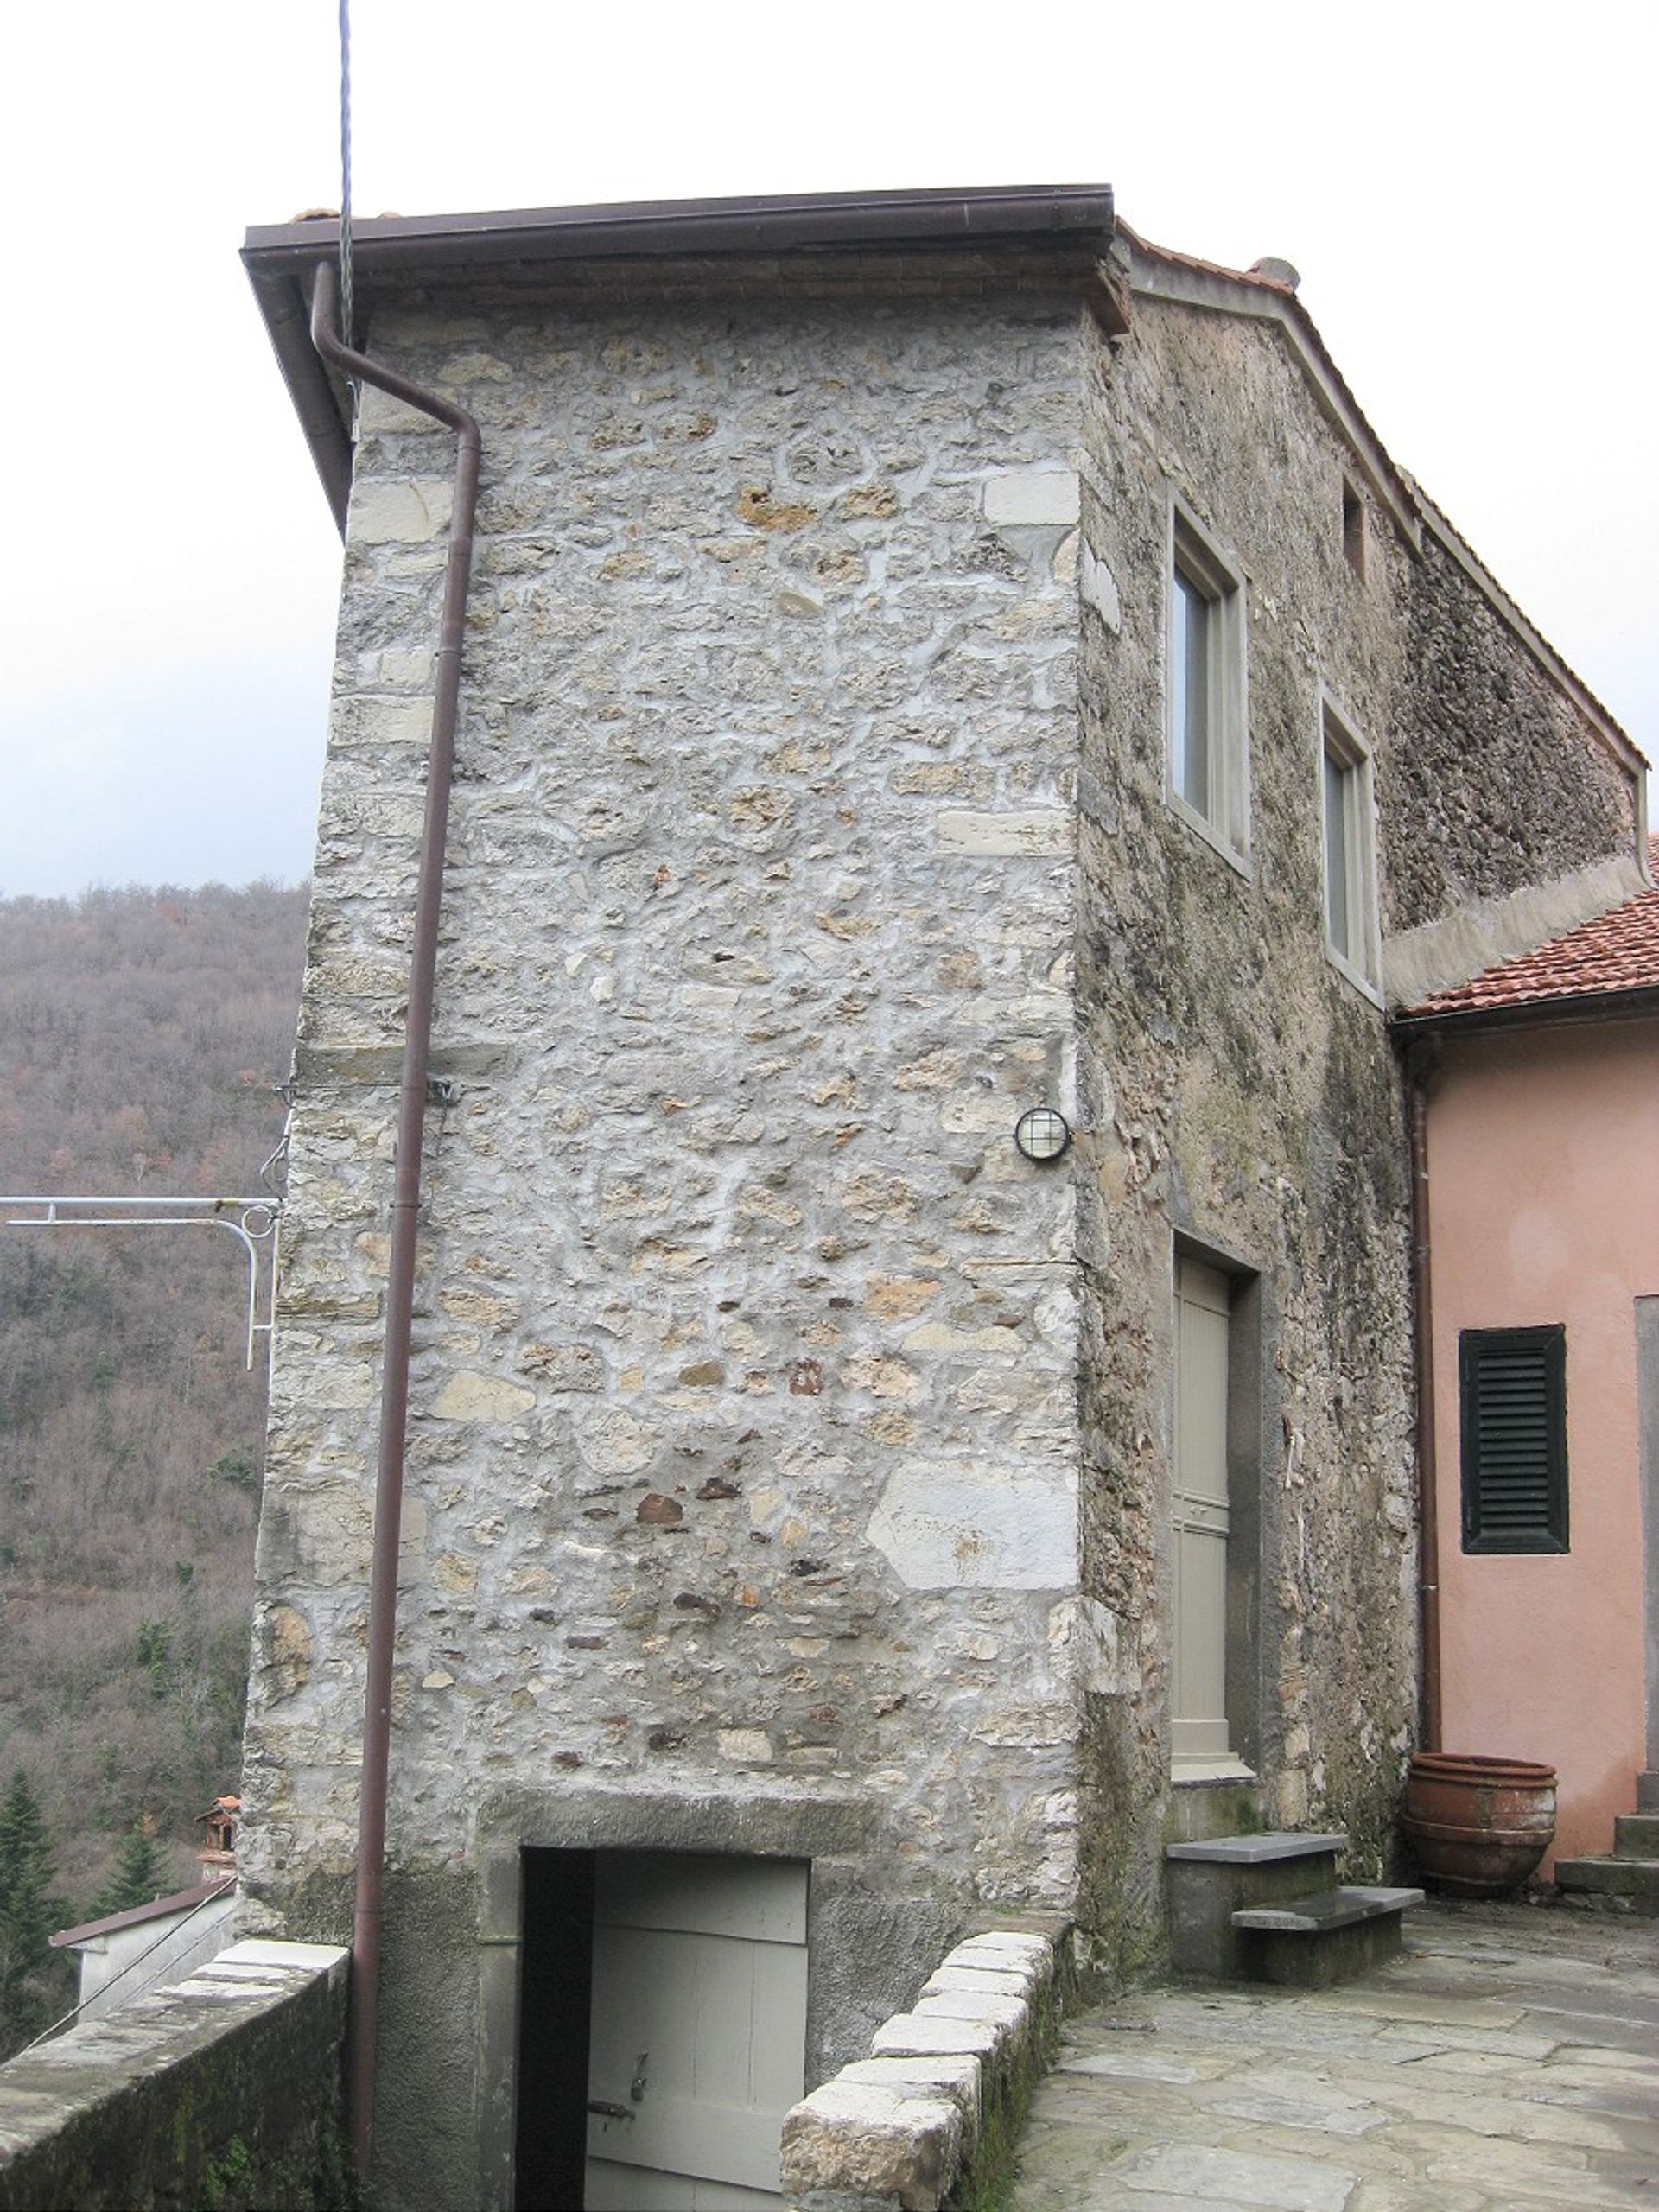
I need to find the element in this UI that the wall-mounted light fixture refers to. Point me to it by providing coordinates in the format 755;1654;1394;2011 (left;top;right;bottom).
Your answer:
1014;1107;1072;1165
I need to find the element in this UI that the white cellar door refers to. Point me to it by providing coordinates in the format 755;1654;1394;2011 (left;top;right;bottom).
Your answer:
1173;1259;1233;1765
584;1853;808;2211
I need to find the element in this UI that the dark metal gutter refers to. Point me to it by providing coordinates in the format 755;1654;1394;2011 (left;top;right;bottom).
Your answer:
246;181;1115;275
1403;1047;1443;1751
1390;982;1659;1044
306;257;481;2175
242;184;1114;534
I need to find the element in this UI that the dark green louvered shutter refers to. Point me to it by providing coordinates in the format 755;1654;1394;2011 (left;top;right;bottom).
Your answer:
1459;1326;1568;1554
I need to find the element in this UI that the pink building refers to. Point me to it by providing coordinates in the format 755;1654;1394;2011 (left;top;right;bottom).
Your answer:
1399;846;1659;1891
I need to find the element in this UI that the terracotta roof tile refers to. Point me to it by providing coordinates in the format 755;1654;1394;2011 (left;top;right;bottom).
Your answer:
1403;840;1659;1020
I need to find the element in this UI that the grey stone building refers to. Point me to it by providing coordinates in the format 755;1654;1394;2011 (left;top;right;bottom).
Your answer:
239;187;1644;2208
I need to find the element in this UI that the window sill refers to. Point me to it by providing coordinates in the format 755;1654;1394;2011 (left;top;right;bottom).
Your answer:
1165;788;1251;879
1172;1756;1257;1786
1325;943;1383;1010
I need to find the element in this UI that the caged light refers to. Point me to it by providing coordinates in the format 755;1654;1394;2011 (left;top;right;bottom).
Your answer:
1013;1107;1072;1165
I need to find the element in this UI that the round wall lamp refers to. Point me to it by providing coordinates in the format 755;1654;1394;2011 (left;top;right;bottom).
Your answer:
1014;1106;1072;1165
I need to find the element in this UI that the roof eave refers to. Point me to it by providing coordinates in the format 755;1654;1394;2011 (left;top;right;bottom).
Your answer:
242;182;1116;280
243;185;1116;533
1390;982;1659;1042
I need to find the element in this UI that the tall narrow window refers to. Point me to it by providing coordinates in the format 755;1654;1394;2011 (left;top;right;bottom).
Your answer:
1171;567;1212;817
1342;478;1367;578
1166;505;1247;861
1459;1326;1568;1554
1321;701;1378;993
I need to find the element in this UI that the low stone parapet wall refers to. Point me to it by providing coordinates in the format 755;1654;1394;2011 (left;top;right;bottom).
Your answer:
0;1939;349;2211
781;1921;1072;2212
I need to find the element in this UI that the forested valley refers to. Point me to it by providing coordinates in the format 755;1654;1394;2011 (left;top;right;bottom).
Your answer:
0;881;308;2053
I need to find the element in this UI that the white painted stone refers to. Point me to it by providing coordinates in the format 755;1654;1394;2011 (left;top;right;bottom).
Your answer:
866;1465;1076;1590
348;698;434;751
983;469;1081;528
920;1967;1033;2000
837;2052;982;2115
781;2081;963;2211
1080;541;1122;631
872;2012;998;2061
372;647;435;690
347;476;454;544
915;1991;1026;2031
573;1406;654;1474
432;1371;536;1423
357;386;443;437
716;1728;773;1764
935;809;1076;858
213;1940;347;1973
1047;1595;1137;1695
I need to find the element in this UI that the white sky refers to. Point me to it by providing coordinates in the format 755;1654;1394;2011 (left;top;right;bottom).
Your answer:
1;0;1653;899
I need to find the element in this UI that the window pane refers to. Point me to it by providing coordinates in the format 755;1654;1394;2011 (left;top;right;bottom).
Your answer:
1324;748;1351;960
1173;569;1210;814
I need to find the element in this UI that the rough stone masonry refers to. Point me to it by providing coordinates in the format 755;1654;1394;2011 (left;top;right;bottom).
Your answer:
235;208;1641;2209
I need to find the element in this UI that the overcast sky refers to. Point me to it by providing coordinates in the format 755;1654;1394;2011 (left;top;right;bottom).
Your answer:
1;1;1653;900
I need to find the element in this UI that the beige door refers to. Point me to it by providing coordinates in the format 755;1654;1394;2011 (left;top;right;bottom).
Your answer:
584;1853;808;2210
1173;1259;1233;1766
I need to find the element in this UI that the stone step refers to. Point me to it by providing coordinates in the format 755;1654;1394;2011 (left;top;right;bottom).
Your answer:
1232;1884;1424;1935
1554;1854;1659;1915
1637;1771;1659;1814
1615;1813;1659;1858
1166;1830;1347;1869
1231;1885;1424;1990
1166;1833;1348;1981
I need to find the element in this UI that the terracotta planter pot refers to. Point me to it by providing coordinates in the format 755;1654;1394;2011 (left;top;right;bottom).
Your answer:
1400;1751;1557;1897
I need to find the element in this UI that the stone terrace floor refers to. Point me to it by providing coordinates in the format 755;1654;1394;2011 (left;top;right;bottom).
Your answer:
1011;1899;1659;2209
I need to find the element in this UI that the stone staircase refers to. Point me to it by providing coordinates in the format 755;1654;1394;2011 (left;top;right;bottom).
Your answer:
1166;1831;1422;1989
1554;1771;1659;1915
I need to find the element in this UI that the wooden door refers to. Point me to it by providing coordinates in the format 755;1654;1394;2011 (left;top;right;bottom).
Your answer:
1173;1259;1233;1764
584;1852;808;2210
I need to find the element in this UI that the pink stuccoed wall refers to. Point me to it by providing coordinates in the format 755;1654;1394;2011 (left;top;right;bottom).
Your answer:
1426;1018;1659;1871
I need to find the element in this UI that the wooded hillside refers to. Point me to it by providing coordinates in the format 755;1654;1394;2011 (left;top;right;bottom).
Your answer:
0;881;307;2033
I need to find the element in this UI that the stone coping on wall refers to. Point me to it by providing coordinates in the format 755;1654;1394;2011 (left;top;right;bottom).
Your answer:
781;1921;1072;2212
0;1940;349;2212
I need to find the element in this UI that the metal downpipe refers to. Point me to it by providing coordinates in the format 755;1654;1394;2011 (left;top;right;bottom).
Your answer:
1406;1044;1443;1752
308;258;481;2175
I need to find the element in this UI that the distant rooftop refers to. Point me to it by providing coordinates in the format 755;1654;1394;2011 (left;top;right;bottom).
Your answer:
51;1877;235;1951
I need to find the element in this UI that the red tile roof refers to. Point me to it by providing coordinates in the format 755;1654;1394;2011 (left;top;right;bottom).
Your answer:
1402;840;1659;1021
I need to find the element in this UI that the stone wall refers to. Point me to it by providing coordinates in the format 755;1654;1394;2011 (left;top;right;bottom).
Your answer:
1065;273;1638;1969
1070;289;1416;1967
244;257;1100;2202
238;235;1643;2202
0;1941;347;2212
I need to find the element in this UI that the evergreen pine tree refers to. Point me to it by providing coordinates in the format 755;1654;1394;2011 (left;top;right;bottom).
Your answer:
0;1769;69;2055
92;1815;170;1916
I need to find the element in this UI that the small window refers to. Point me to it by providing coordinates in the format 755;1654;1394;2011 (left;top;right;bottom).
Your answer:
1166;505;1248;861
1321;702;1379;994
1342;479;1366;578
1459;1326;1568;1554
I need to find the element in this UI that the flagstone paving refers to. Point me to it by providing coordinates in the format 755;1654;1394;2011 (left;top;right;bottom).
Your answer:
1012;1900;1659;2209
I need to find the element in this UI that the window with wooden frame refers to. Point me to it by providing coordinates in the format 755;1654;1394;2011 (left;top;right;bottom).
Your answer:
1166;503;1248;863
1321;699;1380;997
1459;1325;1568;1554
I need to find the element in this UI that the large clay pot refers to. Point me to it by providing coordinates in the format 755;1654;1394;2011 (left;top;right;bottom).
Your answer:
1400;1751;1557;1896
